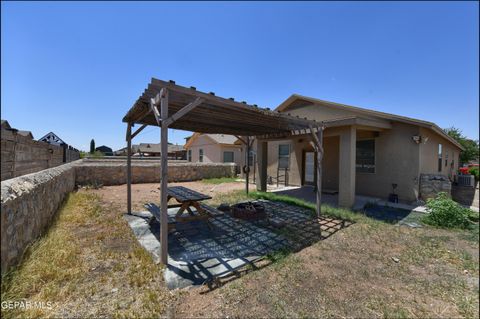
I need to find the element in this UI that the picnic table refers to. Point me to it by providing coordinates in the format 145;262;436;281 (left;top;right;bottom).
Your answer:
146;186;219;230
167;186;213;222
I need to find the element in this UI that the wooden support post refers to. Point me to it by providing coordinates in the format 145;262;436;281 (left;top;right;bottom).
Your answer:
126;123;132;215
159;89;169;265
256;140;268;192
315;128;324;219
245;136;250;194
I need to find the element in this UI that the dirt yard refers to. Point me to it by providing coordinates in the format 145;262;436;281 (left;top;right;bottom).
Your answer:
93;181;246;212
2;181;479;318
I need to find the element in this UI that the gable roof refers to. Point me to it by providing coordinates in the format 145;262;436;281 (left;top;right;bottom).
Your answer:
1;120;11;130
276;94;463;150
184;133;240;149
39;132;66;145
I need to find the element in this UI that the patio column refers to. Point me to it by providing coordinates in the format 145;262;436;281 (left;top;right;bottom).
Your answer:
338;126;356;208
126;123;132;215
245;136;250;194
256;140;268;192
159;89;169;265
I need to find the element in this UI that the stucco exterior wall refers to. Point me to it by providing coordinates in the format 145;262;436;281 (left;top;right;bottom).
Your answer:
354;122;421;202
187;135;242;169
419;127;459;181
188;135;222;163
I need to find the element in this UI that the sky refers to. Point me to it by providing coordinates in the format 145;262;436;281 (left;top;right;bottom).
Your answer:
1;1;478;151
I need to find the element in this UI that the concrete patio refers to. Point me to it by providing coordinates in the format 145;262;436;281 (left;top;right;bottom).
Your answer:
125;200;352;289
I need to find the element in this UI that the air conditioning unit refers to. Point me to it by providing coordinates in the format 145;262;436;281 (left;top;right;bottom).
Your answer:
457;175;475;187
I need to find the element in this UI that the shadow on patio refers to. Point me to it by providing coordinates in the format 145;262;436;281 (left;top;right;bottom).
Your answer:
127;200;353;290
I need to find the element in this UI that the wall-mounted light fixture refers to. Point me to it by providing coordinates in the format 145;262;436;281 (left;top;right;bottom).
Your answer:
48;148;54;154
412;135;429;144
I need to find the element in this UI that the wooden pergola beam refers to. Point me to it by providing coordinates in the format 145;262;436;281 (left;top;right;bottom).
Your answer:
131;124;147;140
164;97;204;126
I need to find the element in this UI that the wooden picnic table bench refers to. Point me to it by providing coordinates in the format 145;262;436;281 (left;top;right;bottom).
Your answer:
146;186;220;230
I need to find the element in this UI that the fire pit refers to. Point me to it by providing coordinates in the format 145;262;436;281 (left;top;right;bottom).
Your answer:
231;202;266;220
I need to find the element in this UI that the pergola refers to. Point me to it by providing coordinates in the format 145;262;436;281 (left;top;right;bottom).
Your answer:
122;78;324;265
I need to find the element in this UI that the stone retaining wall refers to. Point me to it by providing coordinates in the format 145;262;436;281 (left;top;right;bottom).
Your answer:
419;173;452;200
1;162;77;272
75;159;236;186
1;159;236;272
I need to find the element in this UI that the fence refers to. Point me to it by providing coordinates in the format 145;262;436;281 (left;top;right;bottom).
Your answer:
1;128;80;181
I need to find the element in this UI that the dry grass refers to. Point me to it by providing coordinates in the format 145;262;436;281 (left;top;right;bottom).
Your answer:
1;191;175;318
2;184;478;318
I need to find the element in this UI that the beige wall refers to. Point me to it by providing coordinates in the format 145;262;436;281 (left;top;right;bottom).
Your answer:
354;122;421;202
419;127;459;181
186;135;243;168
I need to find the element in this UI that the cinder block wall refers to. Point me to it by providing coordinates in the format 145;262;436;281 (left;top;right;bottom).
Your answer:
1;128;79;181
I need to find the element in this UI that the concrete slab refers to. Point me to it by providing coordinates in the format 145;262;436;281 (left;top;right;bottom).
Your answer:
125;200;350;290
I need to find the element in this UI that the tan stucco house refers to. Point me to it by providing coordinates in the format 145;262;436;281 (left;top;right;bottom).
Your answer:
184;133;243;168
244;95;463;207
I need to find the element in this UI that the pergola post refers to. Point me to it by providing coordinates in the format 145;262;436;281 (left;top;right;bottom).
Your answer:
159;89;169;265
245;136;250;194
315;128;324;218
126;123;132;215
256;140;268;192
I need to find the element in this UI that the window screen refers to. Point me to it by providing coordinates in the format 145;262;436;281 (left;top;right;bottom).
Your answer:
223;151;234;163
438;144;442;172
278;144;290;169
356;139;375;173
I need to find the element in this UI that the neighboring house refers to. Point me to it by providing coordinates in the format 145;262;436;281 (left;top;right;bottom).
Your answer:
1;120;34;139
184;133;243;168
247;94;463;206
38;132;66;146
96;145;113;156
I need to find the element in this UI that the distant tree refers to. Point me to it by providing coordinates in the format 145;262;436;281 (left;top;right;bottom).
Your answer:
444;127;479;164
90;139;95;154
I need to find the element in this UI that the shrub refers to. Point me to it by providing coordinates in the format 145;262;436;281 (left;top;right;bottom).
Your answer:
468;167;479;181
422;192;473;229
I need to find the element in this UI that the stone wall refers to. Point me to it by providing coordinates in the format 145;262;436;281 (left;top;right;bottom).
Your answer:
1;128;80;181
419;173;452;200
1;162;77;272
1;159;236;273
75;159;236;186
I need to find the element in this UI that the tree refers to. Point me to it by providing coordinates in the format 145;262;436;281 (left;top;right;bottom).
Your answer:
90;139;95;154
444;127;479;164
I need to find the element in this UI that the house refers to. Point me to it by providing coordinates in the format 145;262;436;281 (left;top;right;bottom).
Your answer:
95;145;113;156
1;120;34;139
38;132;66;146
184;133;243;168
244;94;463;206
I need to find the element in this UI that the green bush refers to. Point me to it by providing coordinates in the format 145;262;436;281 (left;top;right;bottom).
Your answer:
422;192;473;229
468;167;479;181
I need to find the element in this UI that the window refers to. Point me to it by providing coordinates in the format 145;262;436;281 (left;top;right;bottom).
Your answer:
438;144;442;172
278;144;290;169
356;139;375;173
223;151;234;163
187;150;192;162
445;150;448;167
452;151;455;167
199;149;204;162
248;150;255;166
